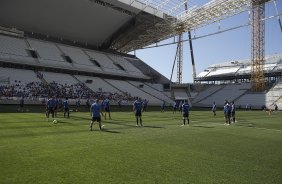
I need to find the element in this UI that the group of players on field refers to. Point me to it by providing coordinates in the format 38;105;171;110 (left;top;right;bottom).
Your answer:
44;96;192;130
212;100;236;125
47;95;277;130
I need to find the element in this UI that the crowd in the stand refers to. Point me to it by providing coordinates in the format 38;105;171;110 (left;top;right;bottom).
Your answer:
0;80;134;102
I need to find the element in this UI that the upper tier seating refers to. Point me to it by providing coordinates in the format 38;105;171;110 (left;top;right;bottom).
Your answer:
145;83;164;91
105;79;162;105
107;54;146;77
58;45;102;72
0;67;40;84
235;93;265;108
85;50;126;75
174;91;189;100
197;83;251;107
128;81;172;103
0;35;36;64
192;85;224;103
207;67;241;77
40;71;78;85
75;75;121;94
27;39;72;68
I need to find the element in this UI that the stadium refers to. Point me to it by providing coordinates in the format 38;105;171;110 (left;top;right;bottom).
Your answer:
0;0;282;183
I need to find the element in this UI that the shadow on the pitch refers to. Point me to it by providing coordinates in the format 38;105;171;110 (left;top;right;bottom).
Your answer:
105;120;136;128
101;129;120;133
143;125;164;129
0;129;92;139
191;125;215;128
234;123;256;128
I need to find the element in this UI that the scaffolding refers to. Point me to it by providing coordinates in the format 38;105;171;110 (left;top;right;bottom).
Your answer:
250;0;269;91
118;0;251;52
176;34;183;83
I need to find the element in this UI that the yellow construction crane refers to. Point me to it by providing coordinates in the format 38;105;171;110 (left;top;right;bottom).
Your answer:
250;0;270;91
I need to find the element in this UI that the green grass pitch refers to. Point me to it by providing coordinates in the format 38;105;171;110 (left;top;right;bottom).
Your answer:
0;110;282;184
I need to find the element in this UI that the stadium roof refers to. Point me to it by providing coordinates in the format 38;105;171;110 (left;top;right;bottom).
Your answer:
0;0;251;53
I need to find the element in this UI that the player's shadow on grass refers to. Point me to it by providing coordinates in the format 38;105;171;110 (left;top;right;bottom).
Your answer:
101;129;120;133
0;129;91;139
142;125;164;129
105;120;137;128
191;125;215;128
234;123;256;128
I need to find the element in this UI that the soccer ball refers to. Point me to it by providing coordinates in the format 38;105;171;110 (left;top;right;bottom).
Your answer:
53;119;58;124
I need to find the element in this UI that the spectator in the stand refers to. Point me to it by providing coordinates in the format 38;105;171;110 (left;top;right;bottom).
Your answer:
0;81;135;104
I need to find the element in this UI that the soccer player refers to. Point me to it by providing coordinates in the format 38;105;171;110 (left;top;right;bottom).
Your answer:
118;100;122;111
76;98;80;112
63;97;70;118
161;100;165;112
133;97;143;126
86;98;90;109
274;103;278;111
46;96;56;122
231;101;236;123
212;101;217;116
142;99;148;112
103;97;111;120
181;100;190;126
19;96;24;112
173;100;178;113
90;99;104;131
224;100;231;125
178;100;183;113
54;97;59;118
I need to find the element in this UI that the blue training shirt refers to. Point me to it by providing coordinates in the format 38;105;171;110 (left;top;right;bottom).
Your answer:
134;100;143;112
63;100;69;108
90;103;101;118
173;101;177;108
224;103;231;113
182;103;190;113
104;99;110;108
47;99;56;108
212;103;216;111
161;101;165;108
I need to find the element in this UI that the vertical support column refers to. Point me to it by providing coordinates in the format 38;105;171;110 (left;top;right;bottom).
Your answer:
177;34;183;84
251;0;266;91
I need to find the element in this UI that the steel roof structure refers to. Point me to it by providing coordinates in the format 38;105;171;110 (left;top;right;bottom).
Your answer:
0;0;251;53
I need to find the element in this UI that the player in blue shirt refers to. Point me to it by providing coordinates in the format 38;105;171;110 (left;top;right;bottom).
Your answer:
161;100;165;112
103;98;111;120
63;97;70;118
178;100;183;113
90;99;104;131
231;101;236;123
133;98;143;126
173;100;178;113
142;99;148;112
76;98;80;112
224;100;231;125
182;100;190;126
19;96;24;112
54;97;59;117
46;96;56;121
212;101;217;116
